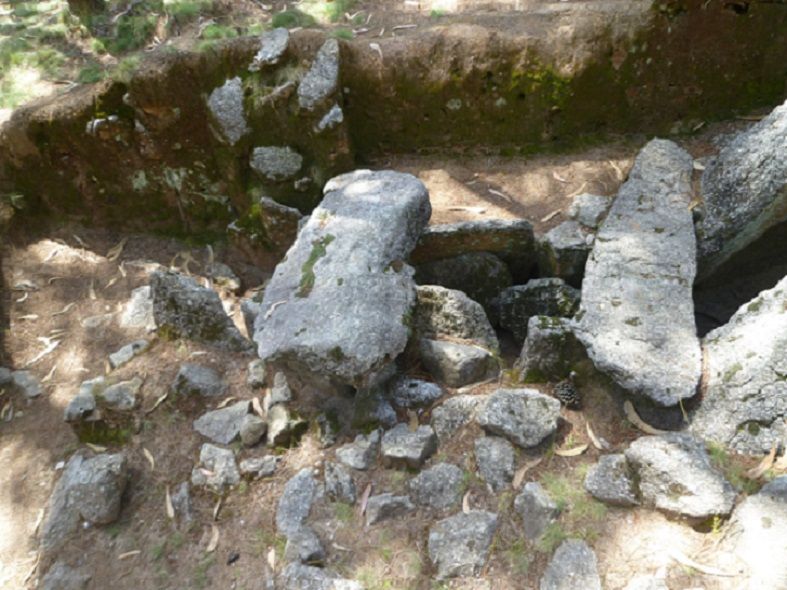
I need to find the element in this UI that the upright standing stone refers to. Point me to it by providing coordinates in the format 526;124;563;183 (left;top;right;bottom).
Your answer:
298;39;340;111
574;139;701;406
254;170;431;389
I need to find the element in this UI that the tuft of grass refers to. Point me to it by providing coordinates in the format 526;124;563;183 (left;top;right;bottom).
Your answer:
331;28;353;40
78;64;106;84
199;24;238;40
504;538;531;575
270;9;317;29
539;468;607;551
325;0;357;23
536;522;568;553
707;442;761;494
193;554;216;589
334;501;354;523
108;12;158;53
111;55;142;84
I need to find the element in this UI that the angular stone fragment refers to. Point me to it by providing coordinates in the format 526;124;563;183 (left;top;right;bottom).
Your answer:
298;39;340;111
119;285;155;330
475;436;515;493
336;430;380;470
249;27;289;71
514;482;559;541
324;461;356;504
697;98;787;279
540;539;602;590
516;316;586;382
255;170;431;389
284;526;326;565
206;77;249;145
584;454;639;507
381;423;438;468
258;196;303;255
415;252;512;313
11;370;42;398
151;270;250;351
315;104;343;133
108;339;149;369
408;462;464;509
191;444;240;492
269;372;293;407
415;285;499;350
428;511;498;579
172;363;226;397
98;377;142;411
365;493;415;525
574;139;701;406
193;401;250;445
240;413;267;447
240;455;279;479
567;193;611;228
411;219;536;281
266;404;307;447
170;481;193;524
389;377;442;409
537;221;593;288
279;563;362;590
419;339;497;388
496;278;580;343
276;468;317;537
250;146;303;182
624;433;735;518
431;395;484;440
476;388;561;448
690;276;787;454
41;453;128;554
247;359;267;388
40;562;91;590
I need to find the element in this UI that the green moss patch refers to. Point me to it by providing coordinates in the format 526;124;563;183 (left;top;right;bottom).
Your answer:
297;234;335;297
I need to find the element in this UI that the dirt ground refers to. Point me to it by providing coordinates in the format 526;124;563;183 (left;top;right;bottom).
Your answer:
0;121;773;590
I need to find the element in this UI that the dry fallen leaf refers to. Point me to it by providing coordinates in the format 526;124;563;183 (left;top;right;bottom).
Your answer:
266;546;276;571
623;400;669;435
107;238;128;262
144;391;168;414
165;486;175;519
555;444;589;457
118;550;141;560
213;497;223;521
41;364;57;384
586;422;610;451
252;396;265;418
88;280;97;300
407;409;419;432
669;549;735;577
359;483;372;516
745;444;777;480
552;171;568;183
142;447;155;470
206;525;220;553
540;209;562;223
17;314;39;321
51;302;75;317
513;457;543;488
462;491;471;514
85;442;107;453
1;401;13;422
216;396;236;409
105;276;119;289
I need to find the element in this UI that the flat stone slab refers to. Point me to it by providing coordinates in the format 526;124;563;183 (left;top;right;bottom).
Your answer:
191;444;240;493
381;423;438;468
625;433;735;519
690;275;787;454
415;284;499;350
475;436;515;493
408;462;464;509
428;510;498;579
419;338;497;388
431;394;484;440
254;170;431;389
584;454;639;507
365;493;415;525
514;482;559;541
193;401;250;445
574;139;701;406
496;278;580;343
276;468;317;537
540;539;602;590
476;388;561;448
297;38;339;111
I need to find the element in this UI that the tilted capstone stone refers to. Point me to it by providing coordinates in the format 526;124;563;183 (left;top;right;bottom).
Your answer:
254;170;431;389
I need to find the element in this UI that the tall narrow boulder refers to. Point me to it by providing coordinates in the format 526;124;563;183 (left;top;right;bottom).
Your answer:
574;139;701;406
254;170;431;389
696;99;787;280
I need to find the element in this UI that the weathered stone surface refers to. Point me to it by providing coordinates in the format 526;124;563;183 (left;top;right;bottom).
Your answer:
475;436;515;493
193;401;250;445
170;481;193;525
324;461;356;504
516;316;586;383
247;359;267;388
574;139;701;406
41;453;127;554
537;221;593;288
584;454;639;507
269;372;293;407
207;77;249;145
625;433;735;518
266;404;307;447
336;430;380;470
718;476;787;589
431;395;484;440
697;98;787;279
40;562;91;590
540;539;602;590
496;278;580;343
258;196;303;254
411;219;536;280
98;377;142;411
205;261;240;293
64;377;105;422
280;563;362;590
415;285;498;350
191;444;240;492
240;413;267;447
298;38;340;111
11;370;42;398
249;27;289;71
690;276;787;454
408;462;464;509
172;363;227;397
240;455;279;479
365;493;415;525
108;339;149;369
284;526;326;565
514;482;559;541
255;170;430;389
0;367;11;385
352;384;397;429
419;339;497;388
428;511;498;579
381;423;438;468
250;146;303;182
151;270;250;351
389;377;442;409
119;285;156;331
477;388;561;448
415;252;512;313
567;193;611;228
276;468;317;537
315;104;343;133
623;577;669;590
